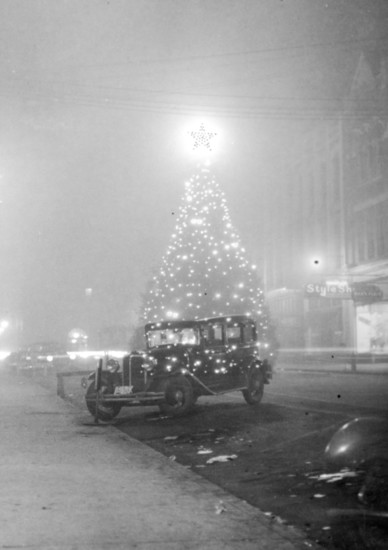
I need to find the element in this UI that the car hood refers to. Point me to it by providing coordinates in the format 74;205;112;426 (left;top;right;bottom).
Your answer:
148;346;190;360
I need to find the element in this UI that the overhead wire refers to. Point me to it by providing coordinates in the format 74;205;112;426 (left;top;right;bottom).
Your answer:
1;31;387;121
0;84;384;122
44;33;388;70
2;72;381;105
0;90;381;122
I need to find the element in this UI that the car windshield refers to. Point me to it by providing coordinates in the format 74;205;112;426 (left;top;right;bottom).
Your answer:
147;327;200;348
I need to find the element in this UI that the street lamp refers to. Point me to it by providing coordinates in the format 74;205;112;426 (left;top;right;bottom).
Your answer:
0;319;9;334
68;328;88;351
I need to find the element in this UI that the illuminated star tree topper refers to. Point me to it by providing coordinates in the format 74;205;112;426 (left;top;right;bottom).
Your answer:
190;123;217;151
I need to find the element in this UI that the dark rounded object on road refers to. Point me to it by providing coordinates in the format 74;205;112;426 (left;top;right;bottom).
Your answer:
242;366;264;405
159;375;194;417
85;382;122;421
325;416;388;469
358;457;388;509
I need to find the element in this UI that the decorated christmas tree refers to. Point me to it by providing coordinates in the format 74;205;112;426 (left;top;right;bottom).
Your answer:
139;124;271;344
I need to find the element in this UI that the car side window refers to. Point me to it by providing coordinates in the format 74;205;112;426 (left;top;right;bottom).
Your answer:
200;324;211;345
212;324;223;343
202;323;224;345
180;328;197;345
242;323;256;344
226;325;242;344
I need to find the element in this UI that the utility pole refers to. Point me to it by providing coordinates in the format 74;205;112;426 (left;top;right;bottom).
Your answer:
338;114;357;370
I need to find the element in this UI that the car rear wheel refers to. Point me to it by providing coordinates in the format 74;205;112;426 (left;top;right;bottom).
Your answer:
242;367;264;405
85;381;122;421
159;375;194;417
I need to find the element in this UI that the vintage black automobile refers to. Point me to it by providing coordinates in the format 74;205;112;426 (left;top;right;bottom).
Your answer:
84;315;273;421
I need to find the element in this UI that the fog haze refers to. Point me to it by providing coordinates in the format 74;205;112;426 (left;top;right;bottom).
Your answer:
0;0;386;346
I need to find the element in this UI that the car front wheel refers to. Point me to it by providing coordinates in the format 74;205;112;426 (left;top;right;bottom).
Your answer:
159;375;194;417
85;382;122;421
242;367;264;405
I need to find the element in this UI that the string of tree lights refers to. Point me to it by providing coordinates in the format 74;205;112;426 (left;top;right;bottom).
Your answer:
141;124;270;340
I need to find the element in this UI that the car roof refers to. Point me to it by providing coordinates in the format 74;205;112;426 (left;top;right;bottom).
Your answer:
198;315;255;325
145;320;200;331
145;315;255;332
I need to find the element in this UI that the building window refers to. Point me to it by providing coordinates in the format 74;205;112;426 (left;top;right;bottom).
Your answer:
354;202;388;264
333;155;340;203
366;206;376;260
376;202;385;256
369;139;381;179
356;210;367;262
377;200;388;257
320;163;327;218
360;138;369;183
347;216;356;266
357;133;382;185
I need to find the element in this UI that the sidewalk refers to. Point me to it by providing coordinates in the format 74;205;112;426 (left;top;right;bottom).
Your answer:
0;371;314;550
275;355;388;375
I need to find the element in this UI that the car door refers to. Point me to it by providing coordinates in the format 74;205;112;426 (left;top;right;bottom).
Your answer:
194;321;229;391
225;320;259;386
224;321;247;388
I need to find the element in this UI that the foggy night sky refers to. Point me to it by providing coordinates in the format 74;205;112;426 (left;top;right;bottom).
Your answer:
0;0;387;346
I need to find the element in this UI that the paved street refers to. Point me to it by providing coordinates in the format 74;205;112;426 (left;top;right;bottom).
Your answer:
28;362;388;549
268;369;388;413
115;370;388;549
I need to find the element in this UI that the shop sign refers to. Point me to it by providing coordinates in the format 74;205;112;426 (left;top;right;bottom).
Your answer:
304;282;352;299
351;284;383;303
305;282;384;302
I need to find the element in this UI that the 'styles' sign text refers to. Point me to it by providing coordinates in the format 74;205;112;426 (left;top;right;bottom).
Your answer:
305;282;383;302
304;283;352;299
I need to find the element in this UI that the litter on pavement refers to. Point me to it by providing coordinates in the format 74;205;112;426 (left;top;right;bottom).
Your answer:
264;512;287;524
206;454;237;464
197;447;213;455
215;500;227;514
307;469;359;483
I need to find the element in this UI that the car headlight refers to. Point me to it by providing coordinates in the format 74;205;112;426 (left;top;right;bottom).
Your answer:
141;356;157;371
106;360;120;373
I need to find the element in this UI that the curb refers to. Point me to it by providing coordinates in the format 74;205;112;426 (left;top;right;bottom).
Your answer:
275;364;388;375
